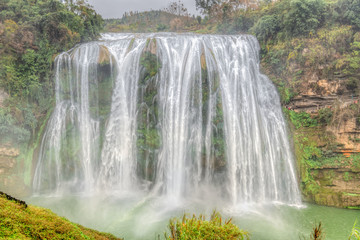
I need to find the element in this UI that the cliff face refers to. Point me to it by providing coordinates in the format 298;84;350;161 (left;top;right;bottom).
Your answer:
311;167;360;207
290;90;360;208
262;26;360;208
290;82;360;154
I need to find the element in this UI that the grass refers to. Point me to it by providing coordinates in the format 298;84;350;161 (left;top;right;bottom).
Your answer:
0;192;122;240
165;211;249;240
349;220;360;240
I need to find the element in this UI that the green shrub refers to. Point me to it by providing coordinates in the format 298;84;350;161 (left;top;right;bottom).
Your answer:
264;44;288;74
251;15;280;42
336;0;360;29
336;41;360;76
317;26;353;53
157;23;168;31
318;108;333;125
344;172;350;181
283;0;326;37
0;0;103;98
140;51;161;82
345;78;359;91
303;145;322;161
285;109;318;129
232;12;255;33
166;212;249;240
271;77;295;104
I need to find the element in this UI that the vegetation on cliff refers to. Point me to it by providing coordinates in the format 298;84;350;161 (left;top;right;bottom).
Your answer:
0;192;121;240
0;0;103;146
243;0;360;208
0;0;103;195
137;42;162;181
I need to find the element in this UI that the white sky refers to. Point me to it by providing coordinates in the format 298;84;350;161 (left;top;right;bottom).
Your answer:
87;0;200;19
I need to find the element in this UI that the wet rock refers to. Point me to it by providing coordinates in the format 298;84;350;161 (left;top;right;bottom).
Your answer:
98;45;111;65
310;168;360;208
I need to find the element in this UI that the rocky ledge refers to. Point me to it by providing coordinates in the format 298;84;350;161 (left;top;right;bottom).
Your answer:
309;166;360;208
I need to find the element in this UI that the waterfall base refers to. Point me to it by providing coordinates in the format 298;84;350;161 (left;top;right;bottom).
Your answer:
28;194;357;240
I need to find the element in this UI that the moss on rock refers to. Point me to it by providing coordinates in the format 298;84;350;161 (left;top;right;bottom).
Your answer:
136;46;161;182
0;193;122;240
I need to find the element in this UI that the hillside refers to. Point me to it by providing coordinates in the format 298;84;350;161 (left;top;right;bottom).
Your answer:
104;10;199;32
0;192;122;239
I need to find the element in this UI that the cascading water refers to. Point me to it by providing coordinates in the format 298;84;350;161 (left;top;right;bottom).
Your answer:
33;33;301;205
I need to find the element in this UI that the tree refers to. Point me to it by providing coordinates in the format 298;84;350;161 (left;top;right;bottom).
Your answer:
336;0;360;29
165;0;188;16
195;0;220;14
251;15;280;42
0;0;104;97
283;0;326;37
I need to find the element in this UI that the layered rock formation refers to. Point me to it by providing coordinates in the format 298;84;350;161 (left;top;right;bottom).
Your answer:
282;65;360;208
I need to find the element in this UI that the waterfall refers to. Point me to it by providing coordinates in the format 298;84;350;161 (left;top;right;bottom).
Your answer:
33;33;301;205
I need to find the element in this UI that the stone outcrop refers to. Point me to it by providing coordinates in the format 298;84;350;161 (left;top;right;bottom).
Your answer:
289;94;344;112
0;145;29;198
98;45;112;65
328;120;360;152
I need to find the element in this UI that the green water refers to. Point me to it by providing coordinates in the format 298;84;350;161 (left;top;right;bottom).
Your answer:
28;195;359;240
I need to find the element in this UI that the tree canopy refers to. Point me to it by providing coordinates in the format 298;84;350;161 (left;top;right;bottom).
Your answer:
195;0;220;14
0;0;103;144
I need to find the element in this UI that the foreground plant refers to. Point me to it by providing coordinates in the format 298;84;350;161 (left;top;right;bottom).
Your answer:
349;220;360;240
310;222;324;240
165;211;249;240
0;192;121;240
